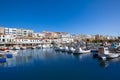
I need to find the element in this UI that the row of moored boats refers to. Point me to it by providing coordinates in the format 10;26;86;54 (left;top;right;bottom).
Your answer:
54;46;91;54
54;44;120;60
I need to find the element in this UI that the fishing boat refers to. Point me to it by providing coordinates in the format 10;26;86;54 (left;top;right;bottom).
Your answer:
0;47;7;51
3;50;19;55
13;46;20;50
8;46;14;50
31;46;36;49
68;47;76;53
93;47;120;60
20;46;27;50
61;46;66;52
37;45;42;49
64;46;69;52
58;46;63;51
74;47;90;54
42;44;50;49
54;47;60;51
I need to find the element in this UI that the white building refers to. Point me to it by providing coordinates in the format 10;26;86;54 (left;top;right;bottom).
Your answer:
0;27;5;34
0;34;15;43
4;27;34;37
33;33;44;38
22;29;34;37
14;38;42;44
61;33;74;43
16;28;23;36
5;28;17;35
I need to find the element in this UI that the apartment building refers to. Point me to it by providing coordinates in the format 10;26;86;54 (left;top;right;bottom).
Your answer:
0;34;15;43
0;27;5;35
4;27;34;37
33;33;44;38
22;29;33;37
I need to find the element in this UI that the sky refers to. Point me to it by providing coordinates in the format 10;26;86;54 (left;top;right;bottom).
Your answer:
0;0;120;36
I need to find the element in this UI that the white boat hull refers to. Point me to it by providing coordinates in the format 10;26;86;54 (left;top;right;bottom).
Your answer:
105;54;120;59
74;50;90;54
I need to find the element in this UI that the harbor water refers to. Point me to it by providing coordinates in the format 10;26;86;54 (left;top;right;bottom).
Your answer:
0;48;120;80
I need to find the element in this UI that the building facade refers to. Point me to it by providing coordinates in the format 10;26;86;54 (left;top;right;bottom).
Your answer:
0;27;5;35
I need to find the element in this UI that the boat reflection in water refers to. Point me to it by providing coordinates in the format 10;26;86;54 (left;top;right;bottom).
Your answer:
1;48;120;80
98;60;109;68
0;48;56;68
72;53;90;60
98;57;120;68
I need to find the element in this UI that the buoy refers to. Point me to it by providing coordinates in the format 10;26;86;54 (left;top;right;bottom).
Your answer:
0;58;6;63
6;54;13;58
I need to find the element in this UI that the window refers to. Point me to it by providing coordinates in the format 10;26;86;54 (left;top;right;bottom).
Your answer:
2;39;5;42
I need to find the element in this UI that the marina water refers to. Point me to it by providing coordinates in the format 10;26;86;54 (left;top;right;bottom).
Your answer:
0;48;120;80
